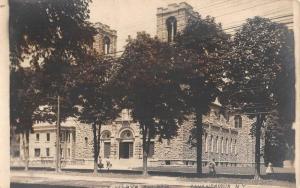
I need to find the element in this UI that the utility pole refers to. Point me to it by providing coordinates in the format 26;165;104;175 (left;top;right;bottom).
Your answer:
56;95;61;172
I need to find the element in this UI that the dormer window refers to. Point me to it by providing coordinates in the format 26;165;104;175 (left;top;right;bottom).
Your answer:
166;16;177;42
234;115;242;128
103;36;110;54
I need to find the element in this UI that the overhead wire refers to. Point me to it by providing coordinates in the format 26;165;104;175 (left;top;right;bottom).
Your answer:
213;0;281;18
110;2;292;43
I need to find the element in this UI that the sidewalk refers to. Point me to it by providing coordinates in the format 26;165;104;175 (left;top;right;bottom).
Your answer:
11;170;295;188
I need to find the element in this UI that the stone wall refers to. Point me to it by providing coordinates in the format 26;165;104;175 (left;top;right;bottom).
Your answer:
18;108;259;168
73;120;94;160
151;104;256;167
154;1;258;167
153;127;184;163
234;116;255;166
93;22;117;56
156;2;199;42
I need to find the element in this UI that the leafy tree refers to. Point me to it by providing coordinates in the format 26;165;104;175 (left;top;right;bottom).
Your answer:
264;110;294;167
119;32;186;175
10;67;42;170
174;16;230;175
270;30;295;164
220;17;294;179
9;0;95;67
72;53;121;173
9;0;96;171
264;33;295;166
9;0;96;123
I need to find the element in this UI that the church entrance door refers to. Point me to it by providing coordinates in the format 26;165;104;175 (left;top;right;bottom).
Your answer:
119;142;133;159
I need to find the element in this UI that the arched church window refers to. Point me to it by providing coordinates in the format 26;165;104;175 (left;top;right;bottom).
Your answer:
210;135;214;152
221;137;224;153
102;131;111;139
216;136;219;153
103;36;110;55
120;130;133;140
166;16;177;43
234;115;242;128
234;139;237;154
225;138;229;154
205;134;208;152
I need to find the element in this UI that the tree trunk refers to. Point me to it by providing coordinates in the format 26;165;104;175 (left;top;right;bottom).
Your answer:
142;126;149;176
97;124;101;157
254;114;262;180
196;113;203;175
24;130;29;171
92;123;99;174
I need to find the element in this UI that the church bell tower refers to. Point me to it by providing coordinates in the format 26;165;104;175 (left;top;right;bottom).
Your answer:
156;2;199;42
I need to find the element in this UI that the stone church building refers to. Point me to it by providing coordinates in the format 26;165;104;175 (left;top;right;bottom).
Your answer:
17;2;259;169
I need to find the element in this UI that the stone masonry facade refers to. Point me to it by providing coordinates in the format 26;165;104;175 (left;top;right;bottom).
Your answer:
19;105;257;167
156;2;199;42
92;22;117;56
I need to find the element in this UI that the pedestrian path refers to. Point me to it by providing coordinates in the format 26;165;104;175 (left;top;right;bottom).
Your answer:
11;170;294;188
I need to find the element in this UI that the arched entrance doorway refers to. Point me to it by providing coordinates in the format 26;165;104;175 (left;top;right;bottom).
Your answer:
119;130;134;159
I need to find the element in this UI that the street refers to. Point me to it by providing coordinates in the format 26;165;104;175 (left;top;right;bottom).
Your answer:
10;168;296;188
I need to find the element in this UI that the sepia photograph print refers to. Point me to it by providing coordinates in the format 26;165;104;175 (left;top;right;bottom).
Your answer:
0;0;299;187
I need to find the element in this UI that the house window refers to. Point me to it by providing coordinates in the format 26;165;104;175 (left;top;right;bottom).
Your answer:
230;139;233;154
84;137;88;147
36;133;39;141
103;36;110;55
234;115;242;128
46;133;50;141
166;16;177;42
46;148;50;157
34;148;40;157
148;142;155;158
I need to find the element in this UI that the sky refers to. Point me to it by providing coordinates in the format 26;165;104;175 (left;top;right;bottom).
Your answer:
88;0;293;51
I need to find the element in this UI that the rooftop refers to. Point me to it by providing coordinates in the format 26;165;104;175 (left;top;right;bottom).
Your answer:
94;22;117;36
